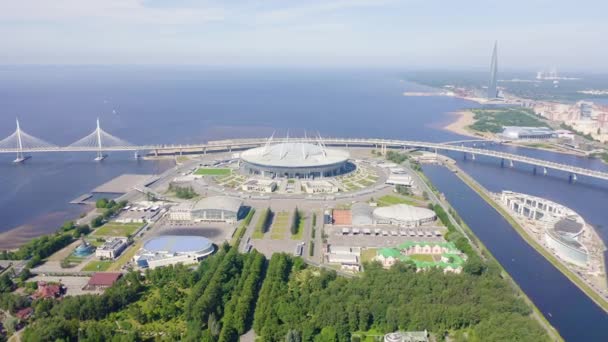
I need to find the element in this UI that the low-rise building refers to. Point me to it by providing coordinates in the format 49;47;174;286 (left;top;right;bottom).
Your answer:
241;179;277;193
169;196;245;223
95;238;128;259
384;331;429;342
373;204;436;227
302;180;339;194
375;242;464;274
326;245;361;272
500;126;555;140
386;174;413;187
84;272;122;291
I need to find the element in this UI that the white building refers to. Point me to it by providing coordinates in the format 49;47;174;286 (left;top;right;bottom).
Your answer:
302;180;339;194
134;236;215;269
241;179;277;193
373;204;436;227
500;126;555;140
169;196;245;223
500;191;589;266
96;238;128;259
386;174;413;187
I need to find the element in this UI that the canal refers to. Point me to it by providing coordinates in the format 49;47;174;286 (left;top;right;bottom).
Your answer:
424;165;608;341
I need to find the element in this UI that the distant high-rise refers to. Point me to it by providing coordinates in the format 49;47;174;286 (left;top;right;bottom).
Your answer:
487;41;498;99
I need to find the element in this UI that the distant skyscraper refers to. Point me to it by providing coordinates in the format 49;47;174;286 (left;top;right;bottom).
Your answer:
487;41;498;99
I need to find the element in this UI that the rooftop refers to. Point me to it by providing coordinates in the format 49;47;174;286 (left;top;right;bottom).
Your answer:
87;272;122;287
193;196;243;212
373;204;436;222
240;142;349;168
142;235;214;254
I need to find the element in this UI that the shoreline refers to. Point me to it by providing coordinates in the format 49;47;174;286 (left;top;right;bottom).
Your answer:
442;110;588;157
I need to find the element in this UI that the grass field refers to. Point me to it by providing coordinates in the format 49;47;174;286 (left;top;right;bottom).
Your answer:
82;260;113;272
376;195;416;207
107;241;141;271
360;248;377;264
291;212;305;240
270;212;290;240
195;168;231;176
410;254;435;262
230;208;256;246
92;222;142;237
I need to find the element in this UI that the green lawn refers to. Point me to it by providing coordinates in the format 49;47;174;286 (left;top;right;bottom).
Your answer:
291;212;306;240
107;242;140;271
360;248;377;264
92;222;142;237
376;195;416;207
410;254;436;262
195;168;231;176
270;212;290;240
82;260;113;272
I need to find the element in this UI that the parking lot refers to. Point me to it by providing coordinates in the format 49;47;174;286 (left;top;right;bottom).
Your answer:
326;225;446;248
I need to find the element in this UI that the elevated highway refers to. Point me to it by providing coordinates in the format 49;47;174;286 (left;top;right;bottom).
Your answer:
2;136;608;182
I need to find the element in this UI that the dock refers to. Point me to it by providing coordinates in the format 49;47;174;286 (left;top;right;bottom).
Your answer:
70;193;93;204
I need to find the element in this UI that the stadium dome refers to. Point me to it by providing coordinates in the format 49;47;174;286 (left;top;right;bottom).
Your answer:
373;204;436;227
240;142;350;178
136;235;215;269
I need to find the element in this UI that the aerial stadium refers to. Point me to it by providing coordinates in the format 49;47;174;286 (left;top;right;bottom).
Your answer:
134;235;215;269
240;138;351;179
372;204;437;227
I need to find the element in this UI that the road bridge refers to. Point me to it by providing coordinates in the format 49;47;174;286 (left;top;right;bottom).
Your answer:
1;120;608;182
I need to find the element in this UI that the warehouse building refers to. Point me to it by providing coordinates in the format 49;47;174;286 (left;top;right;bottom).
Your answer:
169;196;245;223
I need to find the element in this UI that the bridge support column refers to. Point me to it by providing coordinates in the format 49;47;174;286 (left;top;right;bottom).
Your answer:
500;158;505;168
509;160;514;168
203;147;206;155
543;167;547;175
134;151;139;159
154;149;158;157
179;148;183;156
471;153;476;161
533;166;537;175
229;145;232;152
569;173;577;183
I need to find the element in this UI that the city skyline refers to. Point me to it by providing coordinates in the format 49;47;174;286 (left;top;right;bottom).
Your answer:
1;0;607;71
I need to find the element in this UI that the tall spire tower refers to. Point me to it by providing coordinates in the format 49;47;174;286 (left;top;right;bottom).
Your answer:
487;41;498;99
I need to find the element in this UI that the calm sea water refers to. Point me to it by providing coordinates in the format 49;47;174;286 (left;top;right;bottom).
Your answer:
0;66;607;337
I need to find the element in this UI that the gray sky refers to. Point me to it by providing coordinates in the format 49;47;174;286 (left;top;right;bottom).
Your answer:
1;0;607;71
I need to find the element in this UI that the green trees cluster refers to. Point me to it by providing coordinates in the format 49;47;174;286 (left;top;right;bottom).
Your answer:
169;184;198;199
0;233;73;268
291;207;302;235
15;246;549;342
22;272;143;341
0;274;14;293
386;151;408;164
183;245;267;341
253;255;548;342
256;207;273;235
470;108;546;133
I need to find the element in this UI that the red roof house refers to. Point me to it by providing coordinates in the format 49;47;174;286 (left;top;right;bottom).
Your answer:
32;281;62;300
84;272;122;291
15;307;33;320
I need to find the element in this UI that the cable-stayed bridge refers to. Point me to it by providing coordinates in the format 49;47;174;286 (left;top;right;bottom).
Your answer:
1;119;608;182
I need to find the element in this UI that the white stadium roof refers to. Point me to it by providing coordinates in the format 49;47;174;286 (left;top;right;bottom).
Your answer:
193;196;243;212
240;142;349;168
373;204;436;222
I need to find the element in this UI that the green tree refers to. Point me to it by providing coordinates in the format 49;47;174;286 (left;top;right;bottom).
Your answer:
95;198;109;209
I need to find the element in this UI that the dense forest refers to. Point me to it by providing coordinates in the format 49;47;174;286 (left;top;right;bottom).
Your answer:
15;244;549;341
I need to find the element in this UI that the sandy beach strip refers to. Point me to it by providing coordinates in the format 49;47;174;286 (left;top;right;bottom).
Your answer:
442;110;483;138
